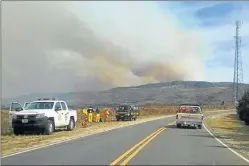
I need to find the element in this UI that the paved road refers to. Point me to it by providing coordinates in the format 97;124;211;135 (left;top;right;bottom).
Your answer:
2;111;248;165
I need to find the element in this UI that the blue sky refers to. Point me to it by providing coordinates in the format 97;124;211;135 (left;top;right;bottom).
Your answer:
157;1;249;83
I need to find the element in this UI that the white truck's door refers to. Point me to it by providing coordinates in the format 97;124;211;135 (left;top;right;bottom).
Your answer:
60;102;69;126
9;102;24;128
54;102;64;127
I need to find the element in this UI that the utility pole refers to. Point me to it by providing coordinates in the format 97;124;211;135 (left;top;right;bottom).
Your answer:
233;20;244;106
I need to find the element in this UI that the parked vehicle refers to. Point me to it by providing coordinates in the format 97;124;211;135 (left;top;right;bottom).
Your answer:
115;104;140;121
9;98;77;135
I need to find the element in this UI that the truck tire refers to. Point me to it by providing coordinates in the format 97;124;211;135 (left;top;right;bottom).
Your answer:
117;118;120;121
44;119;54;135
67;117;75;131
176;124;181;128
13;128;24;135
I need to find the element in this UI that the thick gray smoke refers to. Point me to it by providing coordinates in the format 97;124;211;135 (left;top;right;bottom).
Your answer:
2;2;207;98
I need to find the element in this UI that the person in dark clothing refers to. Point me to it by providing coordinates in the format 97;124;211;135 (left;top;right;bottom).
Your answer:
95;107;100;113
87;106;94;122
95;106;100;123
87;106;94;113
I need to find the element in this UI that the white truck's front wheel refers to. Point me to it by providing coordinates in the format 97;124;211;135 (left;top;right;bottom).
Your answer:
67;118;75;131
13;127;24;135
44;119;54;135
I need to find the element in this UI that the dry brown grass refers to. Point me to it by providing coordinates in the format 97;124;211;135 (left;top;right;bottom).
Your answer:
1;110;12;136
205;113;249;158
1;105;234;156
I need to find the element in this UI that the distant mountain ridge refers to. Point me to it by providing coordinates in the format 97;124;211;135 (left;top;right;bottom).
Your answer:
2;81;249;108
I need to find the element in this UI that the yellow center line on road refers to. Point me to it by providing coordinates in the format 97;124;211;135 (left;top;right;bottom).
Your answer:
109;127;164;165
109;121;175;166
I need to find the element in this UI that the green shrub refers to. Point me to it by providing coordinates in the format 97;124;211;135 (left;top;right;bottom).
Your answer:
237;90;249;124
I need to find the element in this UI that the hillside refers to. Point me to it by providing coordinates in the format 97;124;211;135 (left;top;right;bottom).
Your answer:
2;81;249;107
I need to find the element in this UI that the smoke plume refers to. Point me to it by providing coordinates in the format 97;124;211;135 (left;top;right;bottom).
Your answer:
2;1;207;98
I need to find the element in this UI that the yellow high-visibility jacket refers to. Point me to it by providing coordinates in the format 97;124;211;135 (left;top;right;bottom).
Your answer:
82;109;88;116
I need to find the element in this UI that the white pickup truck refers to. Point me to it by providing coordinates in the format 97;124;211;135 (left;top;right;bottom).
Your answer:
9;99;77;135
176;104;204;129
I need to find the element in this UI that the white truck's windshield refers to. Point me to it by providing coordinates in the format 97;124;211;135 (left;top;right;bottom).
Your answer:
179;106;202;114
25;102;54;110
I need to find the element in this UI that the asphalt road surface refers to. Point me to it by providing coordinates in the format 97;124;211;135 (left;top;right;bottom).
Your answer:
2;111;249;165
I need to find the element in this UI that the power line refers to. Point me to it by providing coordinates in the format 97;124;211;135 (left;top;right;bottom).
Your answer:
233;20;244;106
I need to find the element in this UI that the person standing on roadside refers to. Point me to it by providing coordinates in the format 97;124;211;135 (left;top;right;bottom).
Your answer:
95;106;100;123
87;106;94;123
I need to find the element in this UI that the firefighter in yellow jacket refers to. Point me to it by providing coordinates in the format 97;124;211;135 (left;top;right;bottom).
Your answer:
87;106;94;123
82;108;88;116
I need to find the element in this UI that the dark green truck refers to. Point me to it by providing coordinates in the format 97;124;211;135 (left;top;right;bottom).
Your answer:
115;104;140;121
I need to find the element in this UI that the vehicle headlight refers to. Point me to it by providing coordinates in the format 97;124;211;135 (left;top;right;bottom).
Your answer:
12;114;17;119
36;113;45;118
126;113;130;116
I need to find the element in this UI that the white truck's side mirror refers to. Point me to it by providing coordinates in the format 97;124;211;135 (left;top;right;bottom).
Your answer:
23;102;30;108
9;102;24;130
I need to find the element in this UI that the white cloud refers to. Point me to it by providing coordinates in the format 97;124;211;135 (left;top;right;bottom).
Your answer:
166;2;249;83
203;18;249;83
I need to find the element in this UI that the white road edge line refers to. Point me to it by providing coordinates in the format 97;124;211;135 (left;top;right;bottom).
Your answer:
204;119;249;164
1;115;175;159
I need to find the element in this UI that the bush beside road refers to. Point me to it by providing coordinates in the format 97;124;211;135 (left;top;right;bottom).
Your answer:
236;90;249;124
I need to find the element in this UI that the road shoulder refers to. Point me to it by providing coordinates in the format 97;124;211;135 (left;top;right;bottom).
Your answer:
204;113;249;162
